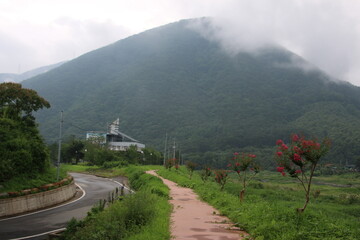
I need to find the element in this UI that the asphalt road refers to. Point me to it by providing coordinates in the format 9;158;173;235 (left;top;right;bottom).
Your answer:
0;172;129;240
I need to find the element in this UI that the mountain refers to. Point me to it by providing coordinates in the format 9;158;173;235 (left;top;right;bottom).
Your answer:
22;19;360;167
0;61;66;83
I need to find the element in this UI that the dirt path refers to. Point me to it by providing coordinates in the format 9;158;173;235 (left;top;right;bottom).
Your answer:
146;170;248;240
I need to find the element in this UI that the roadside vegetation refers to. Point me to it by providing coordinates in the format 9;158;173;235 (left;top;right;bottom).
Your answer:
1;167;67;193
59;162;359;240
48;136;163;167
57;165;171;240
158;166;360;240
0;83;67;195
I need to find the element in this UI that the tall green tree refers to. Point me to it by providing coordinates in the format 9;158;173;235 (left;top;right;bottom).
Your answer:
0;82;50;121
0;83;51;182
63;139;85;164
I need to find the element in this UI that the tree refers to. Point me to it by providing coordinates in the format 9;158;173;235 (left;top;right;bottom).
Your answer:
125;145;142;164
0;82;50;121
275;134;331;212
0;83;51;182
64;139;85;164
143;147;162;165
200;166;212;182
185;161;197;179
228;152;260;201
356;157;360;171
214;169;228;191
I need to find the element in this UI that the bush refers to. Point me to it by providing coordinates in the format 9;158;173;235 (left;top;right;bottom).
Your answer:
58;166;171;240
102;161;128;169
0;118;50;182
126;166;169;198
60;192;157;240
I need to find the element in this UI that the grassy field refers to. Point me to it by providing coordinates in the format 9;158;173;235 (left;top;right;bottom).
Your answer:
158;167;360;240
60;163;163;178
38;164;359;239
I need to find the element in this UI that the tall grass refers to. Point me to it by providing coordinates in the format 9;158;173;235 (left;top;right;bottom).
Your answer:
1;166;67;192
58;165;171;240
158;167;360;240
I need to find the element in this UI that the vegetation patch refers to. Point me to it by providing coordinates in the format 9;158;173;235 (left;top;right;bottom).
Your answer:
158;167;360;240
57;166;171;240
0;167;68;196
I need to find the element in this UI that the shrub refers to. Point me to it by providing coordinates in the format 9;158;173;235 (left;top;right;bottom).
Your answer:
102;161;128;169
200;166;212;182
185;161;197;179
214;169;229;191
275;134;330;212
228;152;260;201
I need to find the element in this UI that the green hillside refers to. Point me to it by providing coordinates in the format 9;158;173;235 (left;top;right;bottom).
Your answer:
23;19;360;167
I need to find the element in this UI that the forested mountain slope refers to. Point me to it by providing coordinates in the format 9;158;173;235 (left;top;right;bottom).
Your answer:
23;19;360;167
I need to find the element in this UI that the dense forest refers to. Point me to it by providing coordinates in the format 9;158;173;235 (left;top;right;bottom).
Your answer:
22;19;360;168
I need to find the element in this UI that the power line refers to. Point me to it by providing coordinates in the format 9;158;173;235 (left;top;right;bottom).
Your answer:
64;121;89;132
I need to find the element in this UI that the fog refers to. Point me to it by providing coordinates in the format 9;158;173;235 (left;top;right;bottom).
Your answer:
190;1;360;85
1;0;359;86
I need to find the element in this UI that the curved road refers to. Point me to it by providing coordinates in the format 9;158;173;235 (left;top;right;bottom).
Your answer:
0;173;129;240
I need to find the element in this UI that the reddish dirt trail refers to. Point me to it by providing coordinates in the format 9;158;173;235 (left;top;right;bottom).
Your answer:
146;170;247;240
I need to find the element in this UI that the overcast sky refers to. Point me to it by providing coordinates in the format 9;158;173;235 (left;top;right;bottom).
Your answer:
1;0;360;86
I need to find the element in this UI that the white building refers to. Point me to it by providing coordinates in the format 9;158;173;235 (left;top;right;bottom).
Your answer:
86;118;145;151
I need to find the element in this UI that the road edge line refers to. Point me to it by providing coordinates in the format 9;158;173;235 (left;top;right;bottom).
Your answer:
0;183;86;222
9;228;67;240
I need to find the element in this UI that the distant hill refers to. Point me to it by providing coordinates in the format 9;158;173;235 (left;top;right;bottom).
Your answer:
23;19;360;167
0;61;66;83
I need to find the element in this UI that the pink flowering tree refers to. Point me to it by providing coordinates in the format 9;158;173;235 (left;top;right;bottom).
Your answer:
228;152;260;201
200;166;212;182
185;161;197;179
275;134;331;212
214;169;229;191
165;158;176;170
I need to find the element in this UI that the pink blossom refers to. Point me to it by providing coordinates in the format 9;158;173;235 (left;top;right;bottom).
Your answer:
281;172;286;176
276;139;284;145
281;144;288;150
293;153;301;162
234;152;239;155
277;167;285;172
295;170;302;174
292;134;300;142
293;146;302;154
276;152;283;157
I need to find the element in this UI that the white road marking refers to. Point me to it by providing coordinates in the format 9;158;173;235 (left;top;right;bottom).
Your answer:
113;180;135;193
9;228;66;240
2;176;134;240
0;184;86;222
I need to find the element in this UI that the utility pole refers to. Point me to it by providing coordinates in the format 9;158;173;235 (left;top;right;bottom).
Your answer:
56;111;63;181
173;138;176;159
163;133;167;166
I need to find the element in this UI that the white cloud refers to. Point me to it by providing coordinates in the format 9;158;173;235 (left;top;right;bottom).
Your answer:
0;0;360;86
183;0;360;86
